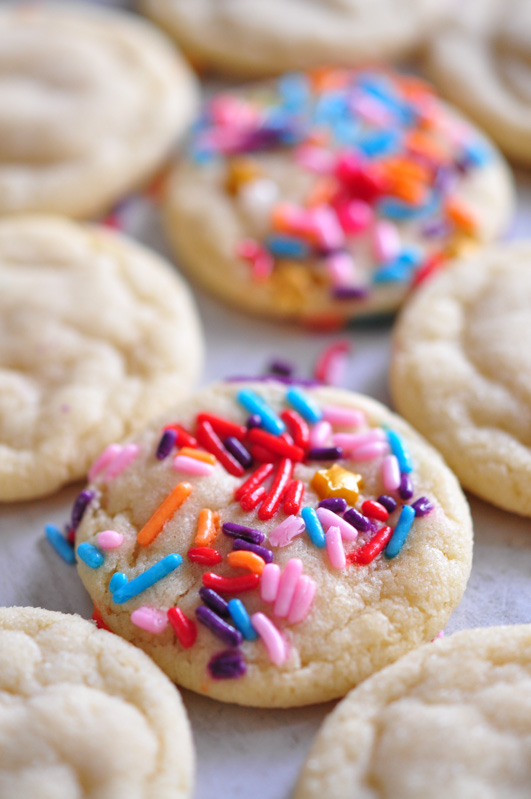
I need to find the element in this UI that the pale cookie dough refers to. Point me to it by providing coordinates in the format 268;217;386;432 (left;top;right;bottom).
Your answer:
295;624;531;799
0;606;194;799
140;0;442;78
428;0;531;165
74;380;472;708
0;2;198;218
0;215;203;502
163;67;514;327
390;242;531;517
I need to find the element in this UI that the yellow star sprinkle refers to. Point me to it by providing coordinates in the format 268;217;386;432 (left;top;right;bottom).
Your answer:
311;464;362;505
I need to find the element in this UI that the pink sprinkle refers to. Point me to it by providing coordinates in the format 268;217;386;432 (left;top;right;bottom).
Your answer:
350;91;393;126
316;507;358;542
310;420;332;448
322;406;366;428
349;441;390;461
295;145;334;174
130;606;168;634
321;348;349;387
89;443;121;482
372;220;401;263
309;206;345;250
324;251;356;287
269;515;305;548
382;454;401;492
288;576;317;624
209;94;258;128
97;530;124;550
333;428;387;452
273;558;304;618
104;444;140;481
251;612;287;665
173;455;215;476
261;563;281;602
326;526;346;569
335;199;373;235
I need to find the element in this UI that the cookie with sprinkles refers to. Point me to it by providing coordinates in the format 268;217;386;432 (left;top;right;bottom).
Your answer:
295;624;531;799
140;0;442;78
0;215;203;501
391;241;531;518
162;67;514;326
74;380;472;707
0;606;194;799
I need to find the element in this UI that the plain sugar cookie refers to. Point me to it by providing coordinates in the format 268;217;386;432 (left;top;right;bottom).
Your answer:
427;0;531;165
390;242;531;517
74;380;472;708
141;0;442;78
163;67;514;327
0;606;194;799
0;2;198;218
0;215;203;502
295;624;531;799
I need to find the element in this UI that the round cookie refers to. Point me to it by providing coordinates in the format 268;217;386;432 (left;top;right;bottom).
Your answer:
427;0;531;165
0;215;203;502
163;67;514;327
0;606;194;799
0;2;198;218
294;624;531;799
140;0;441;78
74;380;473;708
390;242;531;517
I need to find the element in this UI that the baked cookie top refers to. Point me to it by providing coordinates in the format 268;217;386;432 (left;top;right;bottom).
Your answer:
0;2;198;218
295;624;531;799
0;606;194;799
74;380;472;708
164;67;513;326
141;0;441;77
428;0;531;165
0;215;203;502
391;242;531;517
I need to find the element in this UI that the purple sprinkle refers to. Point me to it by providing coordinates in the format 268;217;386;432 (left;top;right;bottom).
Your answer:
246;414;262;429
196;606;243;647
70;490;95;531
318;497;347;514
208;649;247;680
343;507;372;532
222;522;265;545
411;496;434;517
224;436;253;469
399;473;414;500
226;375;321;387
156;429;177;460
420;218;450;239
333;286;369;300
377;495;397;514
233;538;273;563
308;446;343;461
268;359;294;377
198;587;230;617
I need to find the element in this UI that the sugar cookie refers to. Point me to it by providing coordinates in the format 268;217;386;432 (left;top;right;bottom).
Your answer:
74;380;472;707
0;215;203;502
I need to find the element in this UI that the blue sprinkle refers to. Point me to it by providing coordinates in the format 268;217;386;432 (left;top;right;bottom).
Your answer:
76;542;104;569
357;73;415;125
301;507;326;549
461;139;491;168
357;128;402;158
373;247;423;284
387;429;414;473
378;193;440;222
237;389;285;435
45;524;75;565
227;599;259;641
278;72;311;111
314;91;349;125
109;572;127;593
385;505;416;559
112;554;182;605
265;234;310;259
332;118;361;147
286;386;322;424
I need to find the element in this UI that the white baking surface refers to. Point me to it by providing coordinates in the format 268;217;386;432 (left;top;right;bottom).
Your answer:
1;3;531;794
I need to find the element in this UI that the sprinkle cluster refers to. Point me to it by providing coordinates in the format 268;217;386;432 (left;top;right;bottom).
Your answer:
67;383;433;682
189;67;491;312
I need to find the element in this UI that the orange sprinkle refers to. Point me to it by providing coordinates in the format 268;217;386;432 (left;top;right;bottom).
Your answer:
406;130;449;163
388;175;428;205
304;177;337;208
445;197;478;235
395;74;436;100
381;157;431;184
227;550;266;575
309;66;351;93
303;129;330;148
194;509;220;547
178;447;216;465
137;482;192;547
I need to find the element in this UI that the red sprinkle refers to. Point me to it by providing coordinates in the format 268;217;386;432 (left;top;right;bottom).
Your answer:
248;444;279;463
187;547;223;566
197;412;247;441
202;572;260;593
167;607;198;648
240;485;266;511
280;409;310;450
247;428;304;461
347;525;393;565
258;458;294;521
411;252;445;288
234;463;275;500
314;340;350;385
164;424;198;449
196;420;245;477
92;607;111;631
283;479;305;515
361;500;389;522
